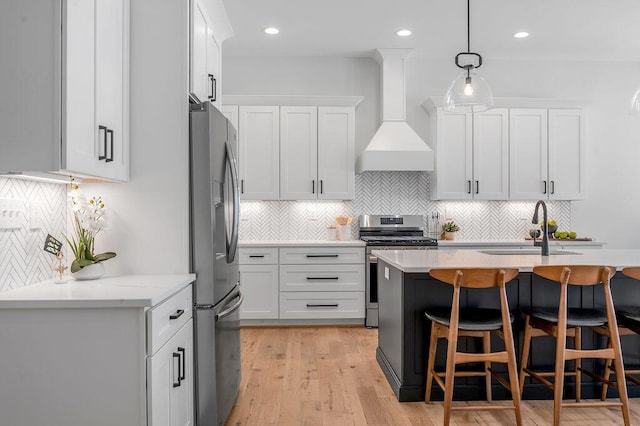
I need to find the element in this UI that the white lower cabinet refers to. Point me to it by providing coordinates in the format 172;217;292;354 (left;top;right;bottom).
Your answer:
0;281;193;426
148;320;194;426
239;245;365;322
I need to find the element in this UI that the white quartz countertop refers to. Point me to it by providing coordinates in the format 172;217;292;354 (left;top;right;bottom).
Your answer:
372;249;640;273
0;274;195;309
437;239;605;247
239;239;365;247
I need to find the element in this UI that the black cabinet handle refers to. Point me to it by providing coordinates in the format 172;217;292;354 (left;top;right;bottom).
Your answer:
306;277;339;280
312;180;315;194
241;179;244;194
99;125;107;160
320;180;324;194
106;129;114;162
551;180;555;195
169;309;184;320
249;255;265;258
306;254;339;258
543;180;547;194
178;347;186;380
475;180;479;194
172;352;181;388
467;180;471;194
208;74;216;101
306;303;339;308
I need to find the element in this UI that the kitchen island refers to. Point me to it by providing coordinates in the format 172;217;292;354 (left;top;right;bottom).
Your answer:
375;249;640;402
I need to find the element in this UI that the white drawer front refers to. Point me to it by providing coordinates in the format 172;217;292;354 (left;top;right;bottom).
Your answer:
279;291;365;319
147;285;193;355
279;247;364;265
238;247;279;265
280;264;364;292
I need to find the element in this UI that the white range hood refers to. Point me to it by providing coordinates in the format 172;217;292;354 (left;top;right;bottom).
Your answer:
357;48;434;173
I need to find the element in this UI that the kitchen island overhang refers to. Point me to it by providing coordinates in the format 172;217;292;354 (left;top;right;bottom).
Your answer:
374;249;640;402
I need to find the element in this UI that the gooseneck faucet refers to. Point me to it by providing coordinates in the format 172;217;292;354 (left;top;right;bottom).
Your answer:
532;200;549;256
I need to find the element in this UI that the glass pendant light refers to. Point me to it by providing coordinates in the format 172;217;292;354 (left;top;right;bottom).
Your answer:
444;0;494;112
631;87;640;114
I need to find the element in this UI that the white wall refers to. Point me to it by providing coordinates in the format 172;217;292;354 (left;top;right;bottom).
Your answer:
223;55;640;248
84;0;190;275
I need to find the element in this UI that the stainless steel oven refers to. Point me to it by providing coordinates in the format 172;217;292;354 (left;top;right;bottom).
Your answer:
360;215;438;328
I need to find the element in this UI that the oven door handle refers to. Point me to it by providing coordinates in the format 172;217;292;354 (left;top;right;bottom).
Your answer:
369;255;378;263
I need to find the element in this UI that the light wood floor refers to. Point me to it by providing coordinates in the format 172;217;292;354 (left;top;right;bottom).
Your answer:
226;326;640;425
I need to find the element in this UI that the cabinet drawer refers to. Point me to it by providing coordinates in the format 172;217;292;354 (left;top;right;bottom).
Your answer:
279;291;365;319
238;247;278;265
280;264;364;292
279;247;364;265
147;286;193;355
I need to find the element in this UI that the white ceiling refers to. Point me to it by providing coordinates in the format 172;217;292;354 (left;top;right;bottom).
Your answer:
222;0;640;62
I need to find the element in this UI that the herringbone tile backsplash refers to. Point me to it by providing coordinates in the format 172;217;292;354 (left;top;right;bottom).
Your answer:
0;178;67;292
239;171;571;241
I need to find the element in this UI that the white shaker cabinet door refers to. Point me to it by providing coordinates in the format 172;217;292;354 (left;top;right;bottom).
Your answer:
473;108;509;200
509;108;549;200
430;108;473;200
238;106;280;200
239;265;279;319
548;109;585;200
280;106;318;200
318;107;355;200
148;320;194;426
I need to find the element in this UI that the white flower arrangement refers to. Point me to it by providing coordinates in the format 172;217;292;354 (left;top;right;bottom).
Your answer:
65;183;116;273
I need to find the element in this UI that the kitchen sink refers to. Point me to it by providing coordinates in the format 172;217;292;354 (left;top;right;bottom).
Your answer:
479;249;582;256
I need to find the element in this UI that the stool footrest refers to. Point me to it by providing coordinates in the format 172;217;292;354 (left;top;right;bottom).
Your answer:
452;404;517;411
523;368;554;389
561;401;622;408
577;367;616;387
488;367;512;392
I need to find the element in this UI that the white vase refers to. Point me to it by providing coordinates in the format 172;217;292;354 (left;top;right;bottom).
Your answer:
71;262;105;281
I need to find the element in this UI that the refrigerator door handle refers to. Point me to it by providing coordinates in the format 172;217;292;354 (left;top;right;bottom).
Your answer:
225;140;240;263
215;290;244;321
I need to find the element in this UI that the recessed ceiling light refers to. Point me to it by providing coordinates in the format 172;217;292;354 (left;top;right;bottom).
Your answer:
513;31;529;39
264;27;280;35
396;29;412;37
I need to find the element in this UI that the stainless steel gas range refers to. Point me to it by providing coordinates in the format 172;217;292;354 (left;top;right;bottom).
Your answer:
360;214;438;328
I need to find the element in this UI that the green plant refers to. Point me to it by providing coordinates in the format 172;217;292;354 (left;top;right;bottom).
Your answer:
65;183;116;273
442;221;460;233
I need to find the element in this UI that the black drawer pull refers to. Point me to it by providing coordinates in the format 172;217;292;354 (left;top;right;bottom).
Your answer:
169;309;185;320
172;352;181;388
306;303;339;308
249;255;265;258
306;277;339;280
178;347;186;380
99;125;107;160
306;254;339;258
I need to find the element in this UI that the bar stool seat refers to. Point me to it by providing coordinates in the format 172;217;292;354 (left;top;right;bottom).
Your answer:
425;307;512;331
524;307;607;327
617;309;640;331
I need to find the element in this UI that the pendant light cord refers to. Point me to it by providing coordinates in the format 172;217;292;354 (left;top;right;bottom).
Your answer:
467;0;471;53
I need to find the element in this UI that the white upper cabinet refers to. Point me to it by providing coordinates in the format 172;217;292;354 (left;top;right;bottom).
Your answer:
473;109;509;200
238;106;280;200
510;108;584;200
318;107;355;200
429;107;508;200
280;106;318;200
1;0;130;181
190;0;220;107
547;109;585;200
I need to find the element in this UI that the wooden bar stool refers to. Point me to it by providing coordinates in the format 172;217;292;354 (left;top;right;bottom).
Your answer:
518;265;630;426
595;266;640;400
424;268;522;426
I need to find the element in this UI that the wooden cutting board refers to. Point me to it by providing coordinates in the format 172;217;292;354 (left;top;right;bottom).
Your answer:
524;237;593;241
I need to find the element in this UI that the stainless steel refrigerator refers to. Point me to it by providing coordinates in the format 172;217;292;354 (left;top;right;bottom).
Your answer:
189;99;242;426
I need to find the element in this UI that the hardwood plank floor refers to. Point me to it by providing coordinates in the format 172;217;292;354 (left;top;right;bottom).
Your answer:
226;327;640;425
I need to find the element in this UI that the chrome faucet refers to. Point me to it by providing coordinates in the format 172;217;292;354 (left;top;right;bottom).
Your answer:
531;200;549;256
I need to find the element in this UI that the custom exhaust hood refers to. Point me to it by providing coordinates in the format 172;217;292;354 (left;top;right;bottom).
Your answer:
356;48;434;173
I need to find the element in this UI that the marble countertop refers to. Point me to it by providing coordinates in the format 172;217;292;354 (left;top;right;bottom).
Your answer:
373;248;640;273
437;239;605;247
239;239;365;247
0;274;195;309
